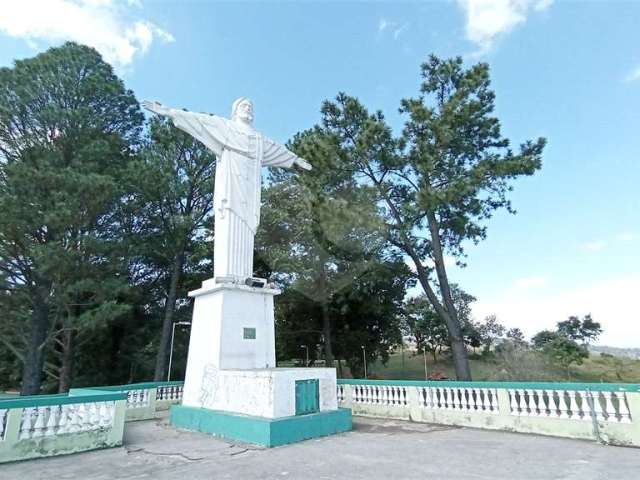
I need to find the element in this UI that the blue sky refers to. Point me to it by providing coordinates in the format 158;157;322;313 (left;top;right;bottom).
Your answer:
1;1;639;347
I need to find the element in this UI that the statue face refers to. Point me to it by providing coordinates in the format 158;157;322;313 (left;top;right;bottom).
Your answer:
234;99;254;125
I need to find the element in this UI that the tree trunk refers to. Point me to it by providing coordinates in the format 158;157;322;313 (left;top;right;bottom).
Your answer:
425;211;472;381
21;287;50;395
154;252;185;381
318;260;334;367
58;329;74;393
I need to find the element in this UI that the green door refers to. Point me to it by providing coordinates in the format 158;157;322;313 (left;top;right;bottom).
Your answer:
295;379;319;415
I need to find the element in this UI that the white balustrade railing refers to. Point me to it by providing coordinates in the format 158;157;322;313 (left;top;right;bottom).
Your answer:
506;389;631;423
337;385;345;403
17;401;116;440
337;380;640;447
126;389;150;409
156;384;184;402
418;386;499;413
353;384;409;406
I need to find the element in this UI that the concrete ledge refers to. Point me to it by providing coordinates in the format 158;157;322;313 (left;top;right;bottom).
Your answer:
170;405;352;447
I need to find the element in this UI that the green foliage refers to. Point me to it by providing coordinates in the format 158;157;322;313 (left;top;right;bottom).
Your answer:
259;128;411;376
0;42;143;393
317;55;545;380
476;314;506;353
556;314;602;345
531;315;600;376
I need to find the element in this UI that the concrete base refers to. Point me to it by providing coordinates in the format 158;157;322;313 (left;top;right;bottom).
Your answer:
183;367;338;418
170;405;352;447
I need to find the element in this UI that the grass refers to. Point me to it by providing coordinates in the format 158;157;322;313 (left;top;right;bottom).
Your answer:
358;350;640;383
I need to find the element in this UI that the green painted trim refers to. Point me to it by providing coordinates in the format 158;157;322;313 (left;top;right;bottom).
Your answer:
337;379;640;392
170;406;352;447
0;390;126;409
88;381;184;391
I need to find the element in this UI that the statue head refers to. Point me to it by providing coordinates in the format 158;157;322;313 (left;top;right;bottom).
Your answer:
231;97;254;125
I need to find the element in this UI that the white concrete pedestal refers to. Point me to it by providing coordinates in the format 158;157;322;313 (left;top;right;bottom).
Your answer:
181;279;339;420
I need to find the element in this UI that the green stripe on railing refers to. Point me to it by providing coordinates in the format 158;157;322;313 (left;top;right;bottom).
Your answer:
337;379;640;392
86;381;184;391
0;389;126;409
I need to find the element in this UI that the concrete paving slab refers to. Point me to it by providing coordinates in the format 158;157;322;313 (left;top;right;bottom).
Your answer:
1;414;637;479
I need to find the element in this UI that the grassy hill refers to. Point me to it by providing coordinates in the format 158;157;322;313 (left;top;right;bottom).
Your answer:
357;350;640;383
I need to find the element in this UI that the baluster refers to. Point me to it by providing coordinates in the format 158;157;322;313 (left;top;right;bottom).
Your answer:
461;389;470;411
481;389;490;412
58;404;71;433
19;408;35;439
557;390;570;419
0;409;6;440
67;403;81;433
526;389;537;416
602;391;616;422
44;406;59;436
567;391;579;419
374;386;381;405
384;386;391;405
592;392;605;421
445;388;454;410
545;389;558;417
533;390;545;416
490;389;499;413
615;392;631;423
31;406;47;437
426;387;434;408
469;388;478;411
451;388;460;410
508;389;518;414
440;388;448;409
516;389;526;415
577;391;591;421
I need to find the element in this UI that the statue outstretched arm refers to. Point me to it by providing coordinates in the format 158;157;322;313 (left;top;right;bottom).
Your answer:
261;137;312;170
142;100;229;157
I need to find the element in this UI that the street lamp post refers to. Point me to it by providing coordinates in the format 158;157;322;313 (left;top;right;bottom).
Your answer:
299;345;309;366
423;349;428;380
361;345;367;379
168;321;191;381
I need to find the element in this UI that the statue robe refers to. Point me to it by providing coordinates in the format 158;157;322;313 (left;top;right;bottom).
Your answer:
168;109;301;279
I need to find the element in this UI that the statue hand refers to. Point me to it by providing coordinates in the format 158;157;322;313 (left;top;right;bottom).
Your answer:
142;100;171;117
295;158;312;171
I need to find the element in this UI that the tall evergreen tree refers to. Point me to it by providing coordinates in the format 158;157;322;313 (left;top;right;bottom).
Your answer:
125;117;214;381
0;42;142;394
319;56;545;379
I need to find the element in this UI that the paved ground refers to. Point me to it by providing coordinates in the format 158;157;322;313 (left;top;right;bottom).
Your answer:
1;415;638;479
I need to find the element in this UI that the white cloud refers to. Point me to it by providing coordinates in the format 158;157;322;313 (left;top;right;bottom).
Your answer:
581;240;606;252
513;274;547;289
474;274;640;348
617;232;636;242
457;0;553;54
624;66;640;82
0;0;174;68
378;17;409;40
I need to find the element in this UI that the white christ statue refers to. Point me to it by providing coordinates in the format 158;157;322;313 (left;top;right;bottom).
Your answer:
142;97;311;281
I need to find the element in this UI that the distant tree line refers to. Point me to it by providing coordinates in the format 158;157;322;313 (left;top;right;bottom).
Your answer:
0;42;543;394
